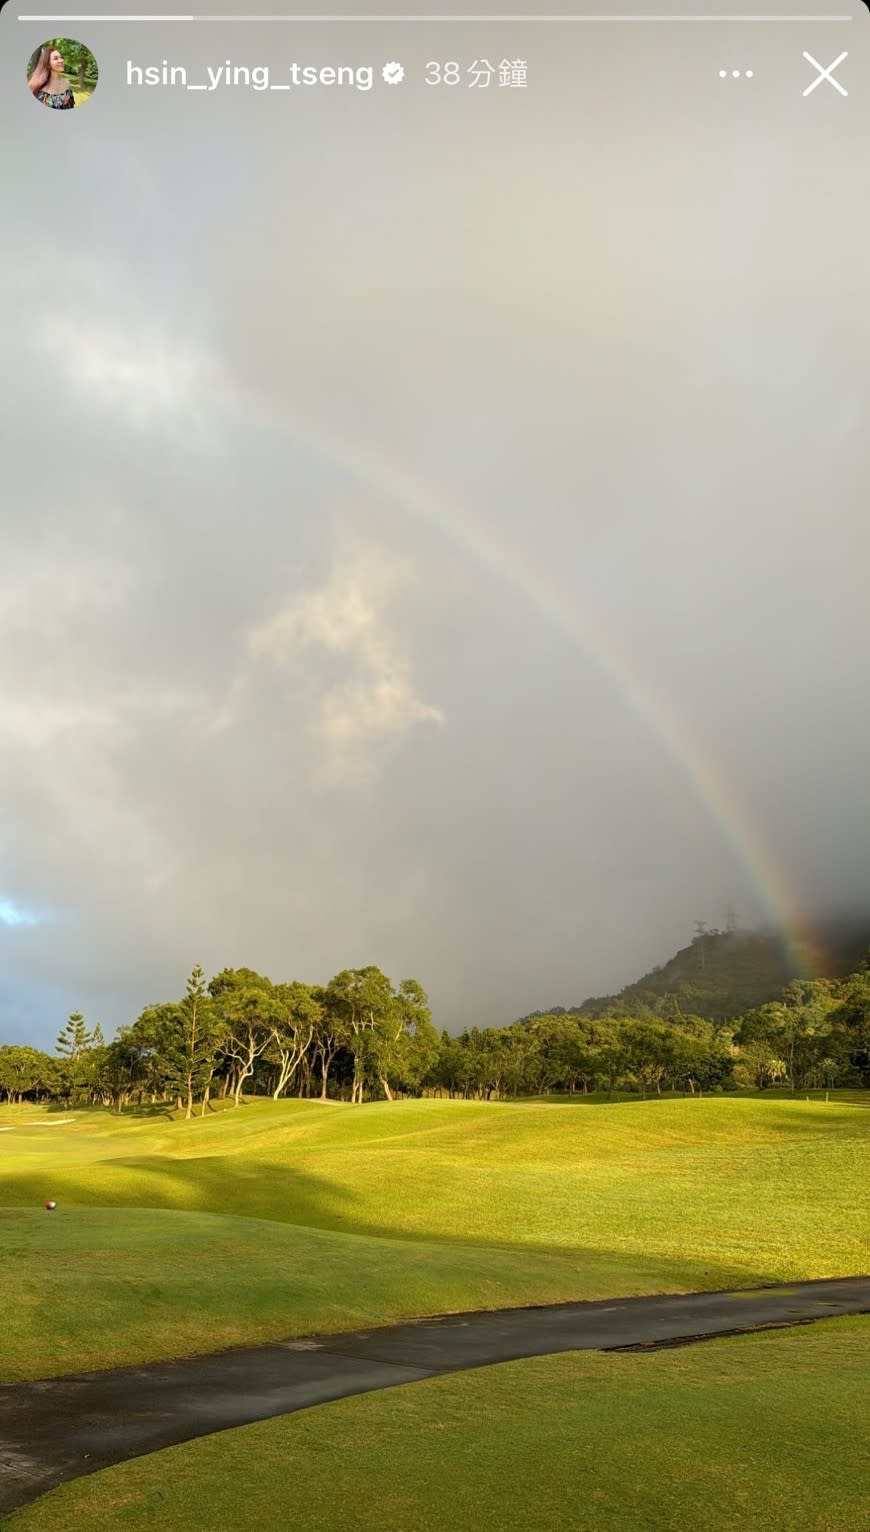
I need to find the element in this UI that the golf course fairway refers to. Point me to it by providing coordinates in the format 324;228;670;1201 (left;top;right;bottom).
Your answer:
1;1094;867;1383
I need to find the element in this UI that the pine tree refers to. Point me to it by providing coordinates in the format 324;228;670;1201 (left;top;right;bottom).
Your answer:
167;965;221;1119
56;1012;92;1060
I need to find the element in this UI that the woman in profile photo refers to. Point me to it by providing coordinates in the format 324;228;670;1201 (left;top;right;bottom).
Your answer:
28;46;75;109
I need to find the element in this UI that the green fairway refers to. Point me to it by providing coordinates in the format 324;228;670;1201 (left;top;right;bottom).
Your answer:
1;1095;868;1382
0;1205;591;1383
7;1317;869;1532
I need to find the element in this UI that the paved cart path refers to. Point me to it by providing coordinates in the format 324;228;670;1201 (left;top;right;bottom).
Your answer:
2;1275;869;1518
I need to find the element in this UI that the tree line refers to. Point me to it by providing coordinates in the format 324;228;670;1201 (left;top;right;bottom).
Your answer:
436;969;870;1100
0;966;437;1116
1;961;869;1113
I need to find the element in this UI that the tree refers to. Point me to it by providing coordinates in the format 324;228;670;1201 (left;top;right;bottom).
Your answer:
100;1030;153;1111
267;982;321;1099
168;966;221;1119
828;971;870;1086
777;980;837;1090
592;1020;631;1100
665;1017;732;1094
428;1030;471;1098
123;1004;180;1104
311;990;348;1101
734;1038;786;1090
462;1026;517;1100
527;1016;604;1094
77;1037;110;1107
0;1046;57;1103
735;982;837;1091
54;1012;104;1103
56;1012;92;1061
621;1020;673;1098
324;967;395;1103
373;978;437;1099
122;977;221;1117
209;968;277;1106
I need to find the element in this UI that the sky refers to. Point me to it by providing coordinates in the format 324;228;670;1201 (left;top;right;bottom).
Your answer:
1;2;869;1046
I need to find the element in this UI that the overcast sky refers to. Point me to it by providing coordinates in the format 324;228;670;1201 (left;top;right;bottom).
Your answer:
2;5;869;1046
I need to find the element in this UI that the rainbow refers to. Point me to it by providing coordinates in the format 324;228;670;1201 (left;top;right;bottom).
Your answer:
255;401;823;978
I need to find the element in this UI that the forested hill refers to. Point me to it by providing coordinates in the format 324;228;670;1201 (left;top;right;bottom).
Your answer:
527;922;870;1025
580;930;803;1021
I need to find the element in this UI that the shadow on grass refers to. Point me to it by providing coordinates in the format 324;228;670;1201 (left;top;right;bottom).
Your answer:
0;1199;770;1377
0;1148;816;1300
3;1094;866;1253
2;1142;838;1390
1;1155;358;1243
39;1101;176;1120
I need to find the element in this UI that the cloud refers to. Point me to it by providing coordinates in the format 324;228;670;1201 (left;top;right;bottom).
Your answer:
246;544;445;785
71;324;204;428
27;257;217;438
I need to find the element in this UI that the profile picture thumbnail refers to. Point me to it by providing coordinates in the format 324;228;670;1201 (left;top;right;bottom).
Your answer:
27;38;98;110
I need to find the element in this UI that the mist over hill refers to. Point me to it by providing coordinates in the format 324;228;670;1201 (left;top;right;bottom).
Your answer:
522;915;870;1025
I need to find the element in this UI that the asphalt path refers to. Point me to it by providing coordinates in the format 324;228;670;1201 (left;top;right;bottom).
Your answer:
2;1275;868;1518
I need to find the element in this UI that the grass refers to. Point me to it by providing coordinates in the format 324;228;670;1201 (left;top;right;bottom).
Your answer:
1;1094;868;1382
7;1316;869;1532
0;1206;591;1382
515;1088;870;1105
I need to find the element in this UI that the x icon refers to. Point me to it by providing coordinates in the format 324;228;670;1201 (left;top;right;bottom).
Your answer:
802;50;849;97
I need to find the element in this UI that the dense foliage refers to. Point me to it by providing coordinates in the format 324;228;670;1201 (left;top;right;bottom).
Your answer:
436;968;870;1099
0;965;438;1115
2;941;870;1111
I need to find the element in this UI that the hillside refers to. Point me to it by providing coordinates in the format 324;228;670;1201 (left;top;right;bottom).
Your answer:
533;919;870;1024
582;929;801;1021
